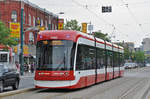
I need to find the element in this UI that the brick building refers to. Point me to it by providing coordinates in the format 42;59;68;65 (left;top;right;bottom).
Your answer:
0;0;58;61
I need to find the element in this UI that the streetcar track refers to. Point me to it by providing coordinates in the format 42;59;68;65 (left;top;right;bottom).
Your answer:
119;79;146;99
82;77;144;99
53;77;134;99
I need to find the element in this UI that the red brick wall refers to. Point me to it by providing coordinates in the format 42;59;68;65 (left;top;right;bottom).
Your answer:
0;0;58;45
0;0;21;26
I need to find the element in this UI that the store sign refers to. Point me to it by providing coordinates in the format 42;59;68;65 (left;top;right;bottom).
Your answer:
88;24;93;31
23;45;29;56
13;45;29;56
10;23;20;38
58;19;64;30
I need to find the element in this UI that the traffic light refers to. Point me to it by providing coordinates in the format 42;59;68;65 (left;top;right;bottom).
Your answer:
102;6;106;13
102;6;112;13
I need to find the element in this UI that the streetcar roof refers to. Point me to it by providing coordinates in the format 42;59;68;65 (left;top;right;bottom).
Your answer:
37;30;124;51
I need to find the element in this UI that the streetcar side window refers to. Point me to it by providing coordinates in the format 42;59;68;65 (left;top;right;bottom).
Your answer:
107;50;113;68
114;52;119;67
119;53;124;67
86;46;95;70
97;48;105;69
76;44;96;70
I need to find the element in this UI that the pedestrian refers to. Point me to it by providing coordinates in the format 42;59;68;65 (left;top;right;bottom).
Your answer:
15;61;20;72
31;63;34;73
24;63;29;74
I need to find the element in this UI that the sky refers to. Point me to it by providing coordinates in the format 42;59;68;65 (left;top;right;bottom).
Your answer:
29;0;150;47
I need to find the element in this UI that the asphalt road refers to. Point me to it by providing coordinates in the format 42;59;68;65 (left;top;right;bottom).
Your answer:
2;67;150;99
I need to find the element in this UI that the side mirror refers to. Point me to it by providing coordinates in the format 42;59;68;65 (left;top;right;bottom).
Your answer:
4;69;8;73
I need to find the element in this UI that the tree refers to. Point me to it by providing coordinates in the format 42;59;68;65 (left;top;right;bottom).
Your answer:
94;32;111;42
124;47;130;60
64;19;81;31
134;51;145;63
0;21;17;47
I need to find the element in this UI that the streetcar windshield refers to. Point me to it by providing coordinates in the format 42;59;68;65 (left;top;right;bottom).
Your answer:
36;40;75;71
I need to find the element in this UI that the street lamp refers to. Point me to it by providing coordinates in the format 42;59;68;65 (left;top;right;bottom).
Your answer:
20;0;24;75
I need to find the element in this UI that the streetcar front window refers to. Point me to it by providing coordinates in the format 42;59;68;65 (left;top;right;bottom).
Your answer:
36;40;75;71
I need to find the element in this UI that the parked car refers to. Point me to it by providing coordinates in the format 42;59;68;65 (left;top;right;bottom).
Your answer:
124;63;137;69
0;64;20;92
146;63;150;67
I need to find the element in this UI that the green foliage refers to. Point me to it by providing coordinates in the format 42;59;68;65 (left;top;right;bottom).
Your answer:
124;47;145;63
64;19;81;31
0;21;18;46
124;47;130;60
134;51;145;63
94;32;111;42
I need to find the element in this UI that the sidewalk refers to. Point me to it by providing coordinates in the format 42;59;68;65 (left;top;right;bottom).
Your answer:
20;72;35;78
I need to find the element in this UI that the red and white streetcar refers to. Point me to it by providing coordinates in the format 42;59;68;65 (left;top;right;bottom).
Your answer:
34;30;124;89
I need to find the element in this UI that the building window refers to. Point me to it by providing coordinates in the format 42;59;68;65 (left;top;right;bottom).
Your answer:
55;24;57;30
49;18;51;24
52;24;54;30
33;16;35;26
23;12;26;24
36;17;40;26
48;18;51;30
29;32;34;44
11;10;17;22
45;20;47;30
29;14;31;25
41;19;43;26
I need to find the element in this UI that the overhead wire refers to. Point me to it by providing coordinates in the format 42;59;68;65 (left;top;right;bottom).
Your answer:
120;0;145;36
72;0;123;41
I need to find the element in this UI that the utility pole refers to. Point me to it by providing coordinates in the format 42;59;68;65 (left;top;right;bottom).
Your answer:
20;1;24;75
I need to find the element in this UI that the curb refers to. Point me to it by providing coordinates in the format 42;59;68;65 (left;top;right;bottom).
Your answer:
0;88;36;97
20;76;34;78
